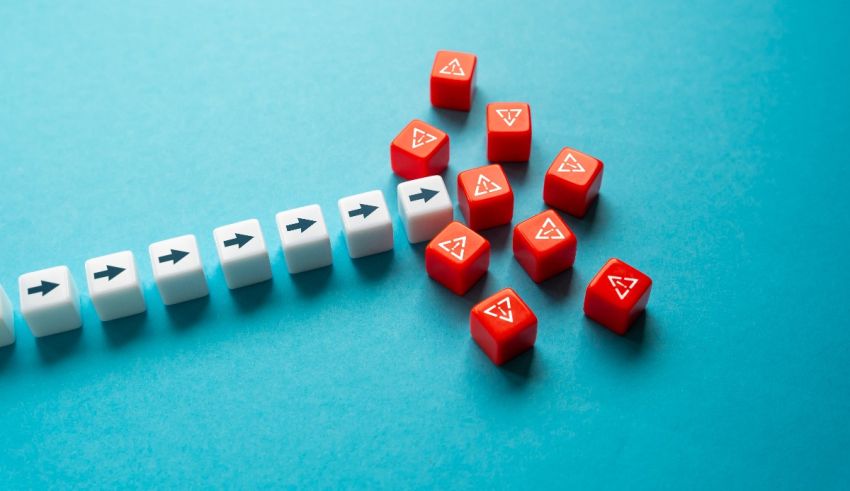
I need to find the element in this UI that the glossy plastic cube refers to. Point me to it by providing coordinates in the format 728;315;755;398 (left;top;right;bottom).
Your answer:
397;175;453;243
457;164;514;230
0;284;14;347
390;119;450;179
486;102;532;162
470;288;537;365
338;190;394;258
543;147;604;217
276;204;332;274
18;266;82;337
513;209;577;283
149;234;209;305
425;221;489;295
213;218;272;289
430;50;477;111
85;250;146;321
584;258;652;335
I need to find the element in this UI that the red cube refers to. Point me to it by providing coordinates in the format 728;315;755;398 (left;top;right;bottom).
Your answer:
543;147;604;217
425;221;490;295
486;102;532;162
390;119;450;180
470;288;537;365
457;164;514;230
513;209;577;283
584;258;652;335
430;50;477;111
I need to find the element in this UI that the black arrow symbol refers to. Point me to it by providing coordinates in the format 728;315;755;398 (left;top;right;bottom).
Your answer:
93;265;125;281
286;217;316;233
409;188;439;203
223;233;253;248
27;280;59;296
348;203;378;218
158;249;190;264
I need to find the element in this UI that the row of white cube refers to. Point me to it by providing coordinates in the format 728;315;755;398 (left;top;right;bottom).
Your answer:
0;176;455;344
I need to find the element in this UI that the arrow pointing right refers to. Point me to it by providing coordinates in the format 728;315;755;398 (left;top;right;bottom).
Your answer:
348;203;378;219
158;249;190;264
93;265;125;281
286;217;317;233
27;280;60;296
409;188;439;203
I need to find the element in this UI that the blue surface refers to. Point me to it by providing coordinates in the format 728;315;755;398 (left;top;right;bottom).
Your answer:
1;1;848;488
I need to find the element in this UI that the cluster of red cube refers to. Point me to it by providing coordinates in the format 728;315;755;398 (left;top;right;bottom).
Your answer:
393;50;653;366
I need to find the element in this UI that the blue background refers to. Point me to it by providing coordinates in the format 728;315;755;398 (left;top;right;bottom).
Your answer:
1;1;848;488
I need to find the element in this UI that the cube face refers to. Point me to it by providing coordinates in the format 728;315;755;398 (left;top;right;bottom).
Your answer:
584;258;652;335
430;50;477;111
457;164;514;230
0;284;15;347
390;120;450;179
397;175;453;243
470;288;537;365
18;266;81;337
213;218;272;289
425;221;490;295
487;102;532;162
338;190;394;258
84;250;146;321
149;234;209;305
513;210;577;283
543;147;604;217
276;204;332;274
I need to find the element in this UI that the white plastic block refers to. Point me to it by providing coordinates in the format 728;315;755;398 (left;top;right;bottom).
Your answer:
149;234;209;305
397;175;453;243
213;218;272;289
18;265;81;337
85;250;146;321
338;190;394;258
0;284;14;347
276;204;332;274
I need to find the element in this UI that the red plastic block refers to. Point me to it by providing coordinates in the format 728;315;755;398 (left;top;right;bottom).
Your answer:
430;50;477;111
457;164;514;231
543;147;604;217
390;119;450;180
513;209;577;283
584;258;652;335
486;102;532;162
425;221;490;295
470;288;537;365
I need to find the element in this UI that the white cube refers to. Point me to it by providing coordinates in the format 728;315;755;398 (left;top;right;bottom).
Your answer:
84;250;146;321
276;204;332;274
0;284;14;347
213;218;272;289
338;190;394;258
397;175;453;243
18;265;82;337
149;234;209;305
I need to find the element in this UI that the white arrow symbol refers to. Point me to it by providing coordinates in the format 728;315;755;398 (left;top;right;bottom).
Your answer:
483;296;513;323
473;174;503;197
495;108;523;127
437;236;467;261
438;58;465;77
607;275;639;300
411;128;438;149
534;217;565;240
557;153;585;173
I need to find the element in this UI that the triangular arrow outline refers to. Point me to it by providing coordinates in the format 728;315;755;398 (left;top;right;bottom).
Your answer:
534;217;565;240
473;174;503;197
557;153;586;173
483;296;513;323
607;275;639;300
411;128;438;149
437;236;467;261
495;108;523;127
438;58;465;77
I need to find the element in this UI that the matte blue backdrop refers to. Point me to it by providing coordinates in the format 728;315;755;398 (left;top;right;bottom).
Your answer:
1;1;848;488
